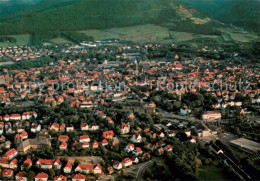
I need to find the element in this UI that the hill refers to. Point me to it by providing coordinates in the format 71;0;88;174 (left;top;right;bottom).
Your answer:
214;0;260;31
0;0;212;35
0;0;42;17
182;0;260;32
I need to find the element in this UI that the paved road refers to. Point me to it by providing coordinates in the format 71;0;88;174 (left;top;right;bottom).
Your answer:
136;160;153;181
159;110;209;130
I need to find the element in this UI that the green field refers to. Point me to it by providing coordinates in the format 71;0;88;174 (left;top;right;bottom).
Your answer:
0;34;31;47
79;24;172;43
0;24;259;47
229;32;259;42
199;164;230;180
50;37;73;44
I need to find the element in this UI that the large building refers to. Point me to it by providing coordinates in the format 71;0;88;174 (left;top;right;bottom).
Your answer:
16;129;51;153
230;138;260;154
202;111;221;122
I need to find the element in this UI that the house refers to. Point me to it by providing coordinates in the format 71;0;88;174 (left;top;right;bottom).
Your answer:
79;135;90;143
63;161;72;174
3;148;18;160
210;144;223;155
127;113;135;119
130;134;142;143
50;123;59;132
0;158;17;169
125;144;134;152
75;163;102;174
167;131;176;137
157;147;164;155
81;123;89;131
113;161;122;170
35;172;48;181
82;142;90;148
190;137;196;143
54;159;62;169
2;168;13;178
58;135;69;142
159;132;165;138
101;139;108;146
144;143;154;150
120;122;130;134
103;130;114;139
133;147;143;156
59;142;67;150
54;175;67;181
180;106;191;115
36;159;55;169
72;173;85;181
92;140;99;148
59;124;66;132
131;155;139;164
112;137;119;146
143;152;150;159
66;125;74;132
107;166;114;174
122;158;132;167
15;171;27;181
184;129;191;137
93;164;102;174
164;145;172;152
201;129;211;137
9;159;17;169
22;158;32;170
21;131;28;139
202;111;221;122
30;123;41;133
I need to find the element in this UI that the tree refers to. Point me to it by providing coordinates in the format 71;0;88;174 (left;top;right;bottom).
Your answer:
27;171;35;181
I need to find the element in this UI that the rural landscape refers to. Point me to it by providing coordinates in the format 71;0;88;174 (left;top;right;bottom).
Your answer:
0;0;259;181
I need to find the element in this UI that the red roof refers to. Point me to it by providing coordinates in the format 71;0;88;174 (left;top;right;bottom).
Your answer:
2;169;13;176
123;157;132;163
102;139;108;144
64;161;72;169
103;130;114;139
35;172;48;179
58;135;69;141
3;148;17;159
54;175;67;181
15;171;27;178
80;135;89;140
72;173;85;180
136;147;142;153
23;158;32;165
37;159;55;165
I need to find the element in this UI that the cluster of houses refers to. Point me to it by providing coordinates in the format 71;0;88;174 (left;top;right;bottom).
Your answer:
0;45;53;62
0;147;102;180
0;42;259;180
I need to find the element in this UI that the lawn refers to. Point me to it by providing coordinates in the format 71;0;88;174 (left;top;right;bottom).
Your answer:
50;37;73;44
0;34;31;47
229;32;259;42
79;24;172;43
199;164;229;180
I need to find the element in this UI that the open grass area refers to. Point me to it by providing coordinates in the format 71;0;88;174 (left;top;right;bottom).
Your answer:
170;31;195;42
79;24;172;43
199;164;229;180
49;37;73;44
229;32;259;42
0;34;31;47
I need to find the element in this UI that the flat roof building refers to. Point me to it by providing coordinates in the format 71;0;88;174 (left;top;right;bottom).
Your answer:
230;138;260;154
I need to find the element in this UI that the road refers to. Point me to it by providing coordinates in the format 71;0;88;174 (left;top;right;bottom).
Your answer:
136;160;153;181
159;109;209;130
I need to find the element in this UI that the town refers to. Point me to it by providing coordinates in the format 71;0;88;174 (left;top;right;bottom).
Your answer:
0;40;259;181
